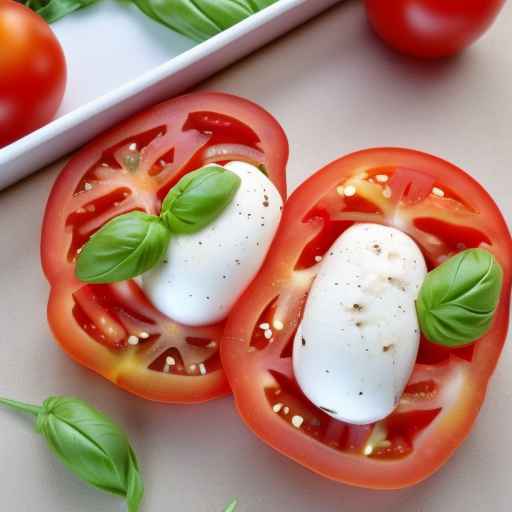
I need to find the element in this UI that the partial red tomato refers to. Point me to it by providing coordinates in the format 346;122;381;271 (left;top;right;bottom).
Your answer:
221;148;511;488
41;92;288;403
0;0;66;148
364;0;505;58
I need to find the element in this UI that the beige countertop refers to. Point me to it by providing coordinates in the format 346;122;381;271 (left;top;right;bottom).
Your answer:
1;1;511;511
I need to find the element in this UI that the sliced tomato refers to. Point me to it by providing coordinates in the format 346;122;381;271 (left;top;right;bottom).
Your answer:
221;148;511;488
41;92;288;403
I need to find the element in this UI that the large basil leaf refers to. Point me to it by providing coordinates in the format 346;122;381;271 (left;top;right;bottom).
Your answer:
161;165;241;234
0;396;143;512
76;211;170;283
139;0;278;41
416;248;503;347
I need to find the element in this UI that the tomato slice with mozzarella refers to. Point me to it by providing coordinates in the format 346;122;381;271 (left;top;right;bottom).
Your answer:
220;148;511;488
41;92;288;403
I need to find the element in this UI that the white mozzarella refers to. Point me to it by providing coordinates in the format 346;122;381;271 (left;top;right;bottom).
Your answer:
293;223;427;425
141;161;282;326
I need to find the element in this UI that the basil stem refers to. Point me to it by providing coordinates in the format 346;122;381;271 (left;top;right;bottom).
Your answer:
161;165;241;235
416;248;503;347
0;396;143;512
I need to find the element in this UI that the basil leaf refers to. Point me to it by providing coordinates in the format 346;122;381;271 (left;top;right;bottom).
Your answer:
416;249;503;347
0;396;143;512
139;0;278;41
76;211;170;283
224;498;238;512
161;165;241;234
20;0;99;23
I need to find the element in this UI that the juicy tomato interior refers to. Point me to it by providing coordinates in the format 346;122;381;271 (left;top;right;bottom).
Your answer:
221;148;511;488
41;92;288;403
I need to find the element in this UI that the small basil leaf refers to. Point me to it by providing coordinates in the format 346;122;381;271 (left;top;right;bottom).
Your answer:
416;249;503;347
224;498;238;512
76;211;170;283
161;165;241;234
0;396;144;512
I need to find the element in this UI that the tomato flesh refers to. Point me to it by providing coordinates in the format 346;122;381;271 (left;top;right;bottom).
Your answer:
41;92;288;403
221;148;511;488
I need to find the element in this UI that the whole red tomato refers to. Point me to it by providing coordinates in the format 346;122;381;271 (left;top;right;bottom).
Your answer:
0;0;66;148
364;0;505;58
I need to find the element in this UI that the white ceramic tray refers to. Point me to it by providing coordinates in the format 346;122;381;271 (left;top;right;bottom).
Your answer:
0;0;341;190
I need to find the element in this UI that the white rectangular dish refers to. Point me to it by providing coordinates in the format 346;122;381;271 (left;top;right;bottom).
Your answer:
0;0;341;190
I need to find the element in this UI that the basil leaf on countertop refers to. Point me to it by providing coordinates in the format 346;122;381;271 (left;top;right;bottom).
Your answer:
76;211;170;283
416;248;503;347
19;0;98;24
0;396;143;512
161;165;241;234
224;498;238;512
136;0;278;41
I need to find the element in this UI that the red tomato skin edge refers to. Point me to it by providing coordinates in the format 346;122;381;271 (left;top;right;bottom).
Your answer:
221;147;512;489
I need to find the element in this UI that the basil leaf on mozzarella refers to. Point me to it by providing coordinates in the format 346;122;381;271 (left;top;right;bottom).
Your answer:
76;211;170;283
161;165;241;235
416;248;503;347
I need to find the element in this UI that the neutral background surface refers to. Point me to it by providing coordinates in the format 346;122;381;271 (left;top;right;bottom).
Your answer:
1;1;511;511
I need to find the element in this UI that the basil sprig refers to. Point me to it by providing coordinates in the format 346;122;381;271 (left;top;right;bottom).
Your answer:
161;165;241;234
0;396;143;512
416;248;503;347
76;165;240;283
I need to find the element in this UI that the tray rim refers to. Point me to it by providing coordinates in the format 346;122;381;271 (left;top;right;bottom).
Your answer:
0;0;342;187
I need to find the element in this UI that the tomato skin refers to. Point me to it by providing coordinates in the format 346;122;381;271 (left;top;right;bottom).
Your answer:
364;0;505;58
0;1;66;148
41;92;288;403
221;148;512;488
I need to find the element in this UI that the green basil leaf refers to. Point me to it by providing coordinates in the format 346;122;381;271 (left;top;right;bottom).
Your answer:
416;248;503;347
76;211;170;283
224;498;238;512
20;0;99;24
161;165;241;234
0;396;143;512
140;0;278;41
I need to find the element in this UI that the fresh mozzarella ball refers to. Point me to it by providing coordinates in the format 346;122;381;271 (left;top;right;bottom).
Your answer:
141;161;282;326
293;223;427;425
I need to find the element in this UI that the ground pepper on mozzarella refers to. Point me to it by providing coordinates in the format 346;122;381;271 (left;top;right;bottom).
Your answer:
293;223;427;425
141;161;283;326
